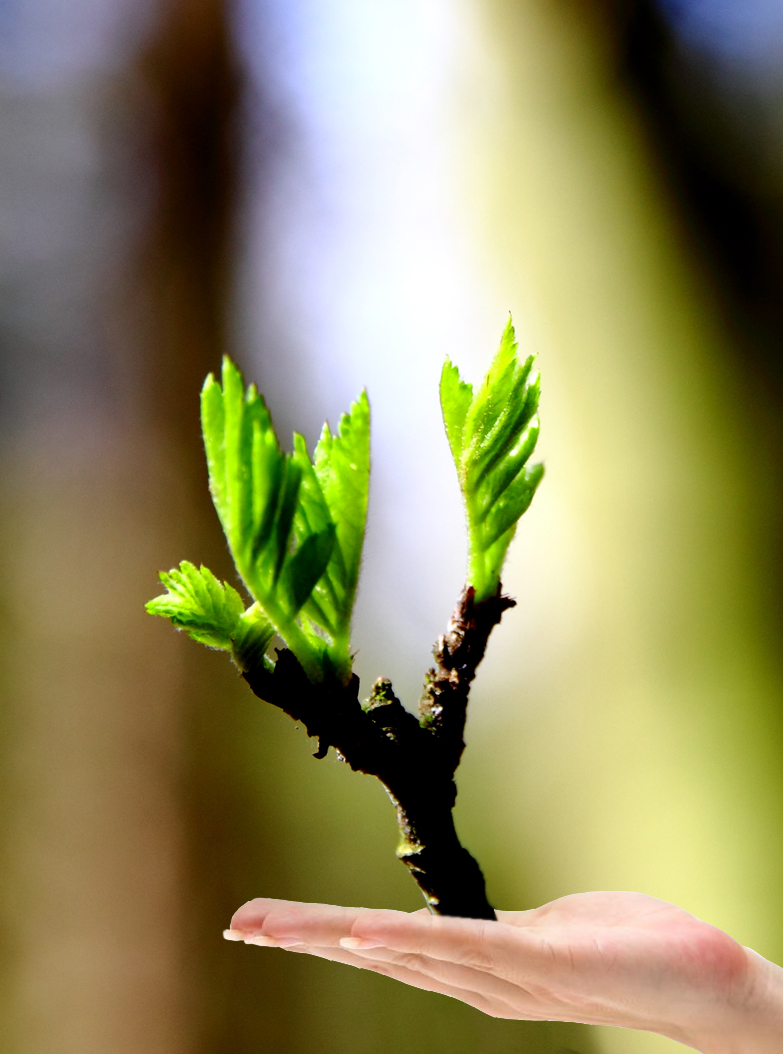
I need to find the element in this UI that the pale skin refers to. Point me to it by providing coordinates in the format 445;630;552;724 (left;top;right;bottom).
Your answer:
225;891;783;1052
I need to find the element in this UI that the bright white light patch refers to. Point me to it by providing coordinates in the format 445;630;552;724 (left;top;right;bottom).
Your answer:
234;0;495;699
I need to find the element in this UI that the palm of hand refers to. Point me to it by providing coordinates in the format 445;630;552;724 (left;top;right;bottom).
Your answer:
230;891;752;1048
492;893;749;1037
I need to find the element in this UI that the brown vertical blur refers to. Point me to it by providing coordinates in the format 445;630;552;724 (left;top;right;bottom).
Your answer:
140;0;237;436
0;0;295;1050
136;2;291;1051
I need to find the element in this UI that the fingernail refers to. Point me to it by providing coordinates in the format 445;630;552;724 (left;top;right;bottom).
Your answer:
223;929;246;941
339;937;384;950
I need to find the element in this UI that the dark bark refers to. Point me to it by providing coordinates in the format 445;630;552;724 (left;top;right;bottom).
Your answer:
242;584;515;920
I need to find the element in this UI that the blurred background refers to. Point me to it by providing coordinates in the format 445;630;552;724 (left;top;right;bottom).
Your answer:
1;0;783;1052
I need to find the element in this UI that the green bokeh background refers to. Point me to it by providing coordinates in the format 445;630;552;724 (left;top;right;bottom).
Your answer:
1;1;782;1053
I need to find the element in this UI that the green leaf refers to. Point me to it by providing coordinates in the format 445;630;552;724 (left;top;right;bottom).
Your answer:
310;390;370;675
271;458;303;587
197;357;370;684
201;376;228;528
287;526;337;613
440;362;473;465
481;461;544;547
146;561;246;650
440;317;543;601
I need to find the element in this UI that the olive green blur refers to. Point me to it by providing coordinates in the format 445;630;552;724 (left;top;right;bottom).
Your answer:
0;2;782;1054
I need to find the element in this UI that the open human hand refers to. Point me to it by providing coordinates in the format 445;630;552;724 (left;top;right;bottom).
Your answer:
225;890;783;1053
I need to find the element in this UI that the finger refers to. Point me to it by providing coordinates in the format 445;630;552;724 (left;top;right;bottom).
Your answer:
228;900;448;951
229;898;370;944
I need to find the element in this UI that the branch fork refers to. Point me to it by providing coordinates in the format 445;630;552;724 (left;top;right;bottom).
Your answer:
243;585;515;920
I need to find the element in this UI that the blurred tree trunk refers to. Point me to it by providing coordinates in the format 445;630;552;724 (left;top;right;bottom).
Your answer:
0;0;294;1051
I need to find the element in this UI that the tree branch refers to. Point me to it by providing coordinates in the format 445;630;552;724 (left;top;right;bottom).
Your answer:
241;584;515;920
419;585;516;767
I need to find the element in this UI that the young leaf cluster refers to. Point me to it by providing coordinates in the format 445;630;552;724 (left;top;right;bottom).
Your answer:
145;561;275;671
440;318;543;602
149;321;543;689
196;358;369;683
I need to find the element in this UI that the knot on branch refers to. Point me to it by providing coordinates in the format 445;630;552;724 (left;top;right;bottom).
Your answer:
363;678;417;744
242;651;422;779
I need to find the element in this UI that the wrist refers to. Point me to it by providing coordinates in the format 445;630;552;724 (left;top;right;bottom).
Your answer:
684;949;783;1054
